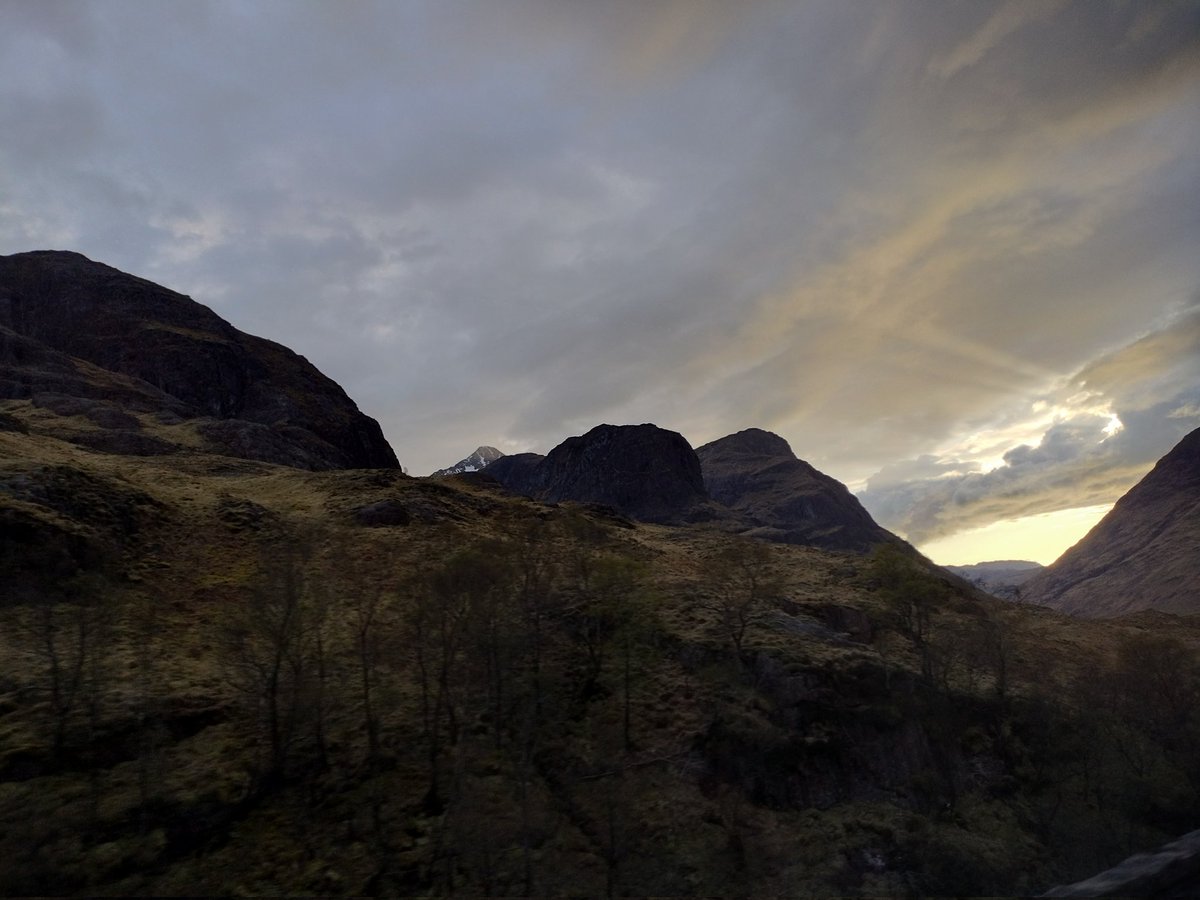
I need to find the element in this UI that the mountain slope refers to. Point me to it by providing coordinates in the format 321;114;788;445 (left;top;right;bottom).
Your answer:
0;250;399;470
3;414;1198;897
1022;427;1200;617
431;445;503;477
696;428;894;552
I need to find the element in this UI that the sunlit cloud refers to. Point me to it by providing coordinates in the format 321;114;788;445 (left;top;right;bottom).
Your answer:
859;307;1200;545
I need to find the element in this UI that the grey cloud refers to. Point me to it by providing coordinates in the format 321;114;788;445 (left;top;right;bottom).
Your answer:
0;1;1198;482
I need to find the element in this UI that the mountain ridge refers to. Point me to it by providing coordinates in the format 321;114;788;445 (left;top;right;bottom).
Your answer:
486;423;711;524
431;445;504;477
695;427;896;552
0;250;399;470
1021;426;1200;616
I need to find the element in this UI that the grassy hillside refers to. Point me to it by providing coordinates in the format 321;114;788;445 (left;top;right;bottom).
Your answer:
2;397;1198;896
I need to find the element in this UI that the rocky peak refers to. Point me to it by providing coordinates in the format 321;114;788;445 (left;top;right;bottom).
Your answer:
696;428;892;552
703;427;795;460
487;424;708;523
0;250;400;470
431;445;505;477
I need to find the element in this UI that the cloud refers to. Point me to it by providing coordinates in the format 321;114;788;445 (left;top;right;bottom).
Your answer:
0;0;1197;484
859;308;1200;543
927;0;1071;79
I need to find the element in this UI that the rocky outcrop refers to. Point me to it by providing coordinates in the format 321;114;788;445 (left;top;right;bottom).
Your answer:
1022;427;1200;617
431;445;504;477
0;250;399;470
486;424;709;523
1041;827;1200;897
483;452;546;496
696;428;893;552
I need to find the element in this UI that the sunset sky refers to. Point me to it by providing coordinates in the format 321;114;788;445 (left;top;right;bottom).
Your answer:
2;1;1198;565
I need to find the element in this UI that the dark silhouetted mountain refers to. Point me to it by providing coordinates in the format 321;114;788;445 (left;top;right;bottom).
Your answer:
696;427;894;552
0;250;399;470
486;424;709;523
1022;427;1200;617
431;445;503;477
945;560;1044;599
483;452;546;495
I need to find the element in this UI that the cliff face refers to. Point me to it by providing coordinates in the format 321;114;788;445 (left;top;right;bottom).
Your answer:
484;452;547;496
1022;427;1200;617
696;428;893;552
0;251;399;470
486;424;709;523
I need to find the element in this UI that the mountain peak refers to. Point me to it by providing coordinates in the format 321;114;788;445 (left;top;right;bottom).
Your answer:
0;250;400;470
696;428;892;552
487;423;708;523
699;428;795;460
431;445;504;477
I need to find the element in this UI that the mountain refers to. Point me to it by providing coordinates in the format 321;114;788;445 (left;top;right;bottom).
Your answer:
944;560;1044;600
431;445;503;477
695;428;894;552
3;322;1199;896
486;423;710;523
1022;427;1200;617
483;451;546;495
0;250;399;470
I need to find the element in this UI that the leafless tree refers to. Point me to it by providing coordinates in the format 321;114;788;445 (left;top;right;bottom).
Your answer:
701;539;779;668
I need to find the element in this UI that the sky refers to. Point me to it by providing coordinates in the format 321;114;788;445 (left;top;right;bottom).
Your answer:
2;0;1198;565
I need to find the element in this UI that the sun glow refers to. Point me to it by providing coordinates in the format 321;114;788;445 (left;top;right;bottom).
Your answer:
918;503;1113;566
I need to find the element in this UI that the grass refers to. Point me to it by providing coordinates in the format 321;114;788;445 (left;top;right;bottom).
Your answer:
1;406;1198;896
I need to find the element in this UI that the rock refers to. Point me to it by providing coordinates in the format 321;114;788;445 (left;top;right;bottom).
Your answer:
353;499;412;527
815;603;874;643
1022;426;1200;617
487;424;708;524
483;452;546;496
1041;827;1200;897
63;430;177;457
696;428;893;552
0;410;27;433
0;250;400;471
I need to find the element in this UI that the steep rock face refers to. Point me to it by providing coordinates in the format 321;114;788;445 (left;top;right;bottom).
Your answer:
484;452;546;496
696;428;893;552
0;251;399;470
1022;427;1200;617
486;425;708;523
538;424;707;522
431;445;504;477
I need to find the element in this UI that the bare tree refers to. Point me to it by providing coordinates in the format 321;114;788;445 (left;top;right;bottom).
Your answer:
19;575;114;767
701;539;778;668
221;538;326;789
405;546;499;812
868;543;948;681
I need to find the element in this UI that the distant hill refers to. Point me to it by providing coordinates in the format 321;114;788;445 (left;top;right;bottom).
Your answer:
696;428;895;552
0;250;399;470
1022;427;1200;617
944;560;1044;600
431;445;503;477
